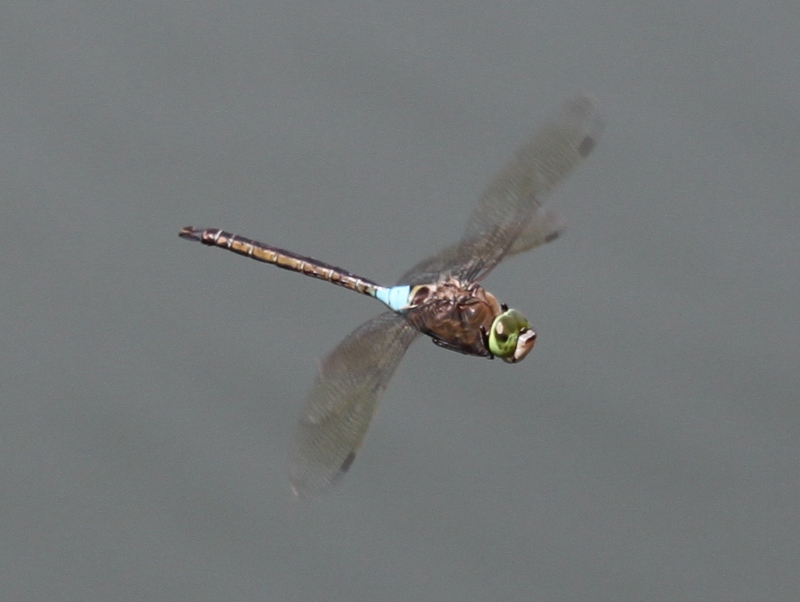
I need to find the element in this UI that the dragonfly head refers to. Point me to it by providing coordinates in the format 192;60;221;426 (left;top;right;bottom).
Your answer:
488;308;536;363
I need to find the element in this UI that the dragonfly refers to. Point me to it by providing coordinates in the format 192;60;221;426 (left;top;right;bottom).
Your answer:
180;95;602;497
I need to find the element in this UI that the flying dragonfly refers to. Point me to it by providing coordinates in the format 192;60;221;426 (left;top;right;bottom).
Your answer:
180;95;602;497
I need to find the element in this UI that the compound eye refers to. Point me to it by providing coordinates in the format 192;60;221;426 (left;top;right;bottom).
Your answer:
494;321;509;343
488;309;534;362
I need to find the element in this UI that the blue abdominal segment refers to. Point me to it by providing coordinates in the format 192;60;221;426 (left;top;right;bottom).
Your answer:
375;285;412;311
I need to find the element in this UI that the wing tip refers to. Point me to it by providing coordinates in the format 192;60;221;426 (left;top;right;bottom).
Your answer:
288;468;347;499
288;448;355;499
565;94;604;156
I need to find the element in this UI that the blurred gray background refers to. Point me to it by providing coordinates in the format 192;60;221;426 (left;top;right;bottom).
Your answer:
3;1;799;600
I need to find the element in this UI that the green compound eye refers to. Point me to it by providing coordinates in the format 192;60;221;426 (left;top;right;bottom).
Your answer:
488;309;537;363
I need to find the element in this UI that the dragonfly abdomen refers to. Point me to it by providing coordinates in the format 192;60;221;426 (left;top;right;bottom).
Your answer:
375;286;412;311
180;226;384;298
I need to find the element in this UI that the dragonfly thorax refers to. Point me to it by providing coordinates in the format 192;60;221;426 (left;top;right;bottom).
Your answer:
404;279;535;362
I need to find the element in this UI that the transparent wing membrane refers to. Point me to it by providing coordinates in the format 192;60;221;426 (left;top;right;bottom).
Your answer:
400;95;602;286
397;207;567;286
506;207;567;257
289;312;419;497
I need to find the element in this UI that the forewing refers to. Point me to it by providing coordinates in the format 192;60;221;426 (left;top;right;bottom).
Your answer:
289;312;418;497
399;95;602;286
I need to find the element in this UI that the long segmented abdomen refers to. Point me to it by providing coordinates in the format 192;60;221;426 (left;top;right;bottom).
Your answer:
179;226;385;298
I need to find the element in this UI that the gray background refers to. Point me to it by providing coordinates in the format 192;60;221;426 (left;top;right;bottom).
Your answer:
3;1;798;600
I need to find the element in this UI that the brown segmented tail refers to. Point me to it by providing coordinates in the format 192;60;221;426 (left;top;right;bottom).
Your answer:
179;226;384;298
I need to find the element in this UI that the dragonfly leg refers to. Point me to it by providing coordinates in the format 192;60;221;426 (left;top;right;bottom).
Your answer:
431;336;494;359
479;325;495;360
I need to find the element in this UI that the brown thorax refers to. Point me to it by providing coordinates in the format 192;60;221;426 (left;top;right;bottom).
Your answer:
404;279;502;358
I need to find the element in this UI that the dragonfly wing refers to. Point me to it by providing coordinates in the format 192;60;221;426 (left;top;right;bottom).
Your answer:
404;207;567;279
395;240;465;288
289;312;418;497
506;207;567;257
399;95;602;286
